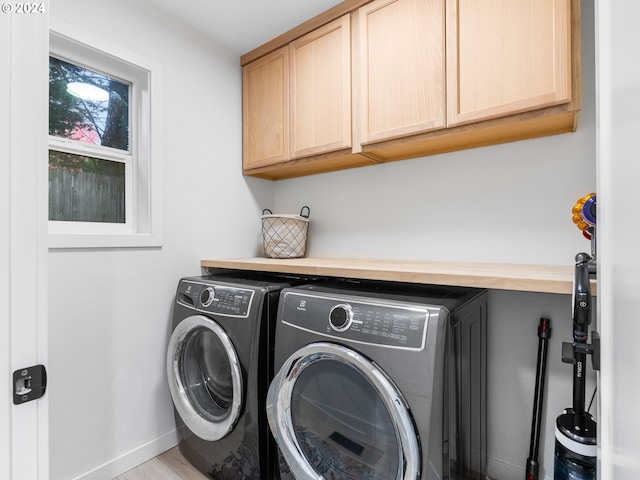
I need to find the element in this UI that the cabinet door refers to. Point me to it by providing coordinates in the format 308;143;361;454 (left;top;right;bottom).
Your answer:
243;47;289;170
447;0;571;126
289;15;352;159
356;0;445;145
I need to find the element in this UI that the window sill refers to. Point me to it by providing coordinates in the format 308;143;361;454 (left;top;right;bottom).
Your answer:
49;232;162;250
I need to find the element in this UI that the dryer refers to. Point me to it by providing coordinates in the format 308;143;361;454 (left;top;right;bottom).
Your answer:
266;279;488;480
167;271;316;479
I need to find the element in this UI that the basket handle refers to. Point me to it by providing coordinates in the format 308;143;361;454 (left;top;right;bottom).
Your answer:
262;208;273;215
300;206;310;218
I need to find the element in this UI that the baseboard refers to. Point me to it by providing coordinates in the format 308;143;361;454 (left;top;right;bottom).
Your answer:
485;457;524;480
485;456;553;480
72;428;184;480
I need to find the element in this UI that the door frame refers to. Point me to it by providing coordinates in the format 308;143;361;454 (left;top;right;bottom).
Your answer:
0;4;50;479
595;1;640;477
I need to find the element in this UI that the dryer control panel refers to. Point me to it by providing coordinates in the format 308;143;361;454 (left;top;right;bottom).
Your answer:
280;291;440;351
176;280;254;318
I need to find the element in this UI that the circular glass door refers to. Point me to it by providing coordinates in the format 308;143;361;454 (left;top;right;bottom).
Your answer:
167;315;243;441
267;342;420;480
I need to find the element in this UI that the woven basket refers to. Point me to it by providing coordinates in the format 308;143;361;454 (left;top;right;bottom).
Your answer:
261;206;310;259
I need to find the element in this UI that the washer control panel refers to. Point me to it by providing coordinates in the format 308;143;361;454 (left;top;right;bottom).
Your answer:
176;280;254;318
281;291;435;350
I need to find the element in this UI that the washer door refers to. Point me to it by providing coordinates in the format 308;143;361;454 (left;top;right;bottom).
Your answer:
167;315;243;441
267;342;420;480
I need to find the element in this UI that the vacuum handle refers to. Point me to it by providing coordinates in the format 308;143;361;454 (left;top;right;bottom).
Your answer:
572;253;592;415
572;253;592;334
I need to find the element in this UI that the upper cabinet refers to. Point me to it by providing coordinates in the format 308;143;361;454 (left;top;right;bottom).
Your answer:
446;0;572;126
241;0;580;180
243;12;375;180
242;47;289;171
355;0;445;145
290;16;352;158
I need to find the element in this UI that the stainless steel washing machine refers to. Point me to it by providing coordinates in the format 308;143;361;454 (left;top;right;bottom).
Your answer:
167;271;318;479
266;279;488;480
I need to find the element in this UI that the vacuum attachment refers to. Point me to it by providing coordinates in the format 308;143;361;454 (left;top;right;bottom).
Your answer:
525;318;552;480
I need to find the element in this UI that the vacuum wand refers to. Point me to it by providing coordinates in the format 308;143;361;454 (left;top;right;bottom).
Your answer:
572;253;592;414
525;317;552;480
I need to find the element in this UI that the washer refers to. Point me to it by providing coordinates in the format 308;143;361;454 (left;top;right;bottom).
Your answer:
167;271;317;479
266;279;488;480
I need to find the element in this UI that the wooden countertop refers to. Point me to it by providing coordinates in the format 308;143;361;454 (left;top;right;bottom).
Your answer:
201;257;596;295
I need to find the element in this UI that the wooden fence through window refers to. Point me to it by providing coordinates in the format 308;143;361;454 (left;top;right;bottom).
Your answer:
49;169;125;223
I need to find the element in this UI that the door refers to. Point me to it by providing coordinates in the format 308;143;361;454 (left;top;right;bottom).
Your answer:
242;47;290;170
446;0;572;126
355;0;445;144
289;15;352;159
266;342;420;480
596;1;640;477
167;315;243;441
1;6;50;480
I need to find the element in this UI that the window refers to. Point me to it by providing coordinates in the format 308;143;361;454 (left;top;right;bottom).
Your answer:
49;57;130;224
48;27;162;248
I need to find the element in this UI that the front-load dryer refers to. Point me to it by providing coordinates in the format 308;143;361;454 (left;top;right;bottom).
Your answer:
267;280;488;480
167;271;317;479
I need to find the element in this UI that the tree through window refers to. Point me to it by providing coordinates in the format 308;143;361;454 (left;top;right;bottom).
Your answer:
48;56;130;223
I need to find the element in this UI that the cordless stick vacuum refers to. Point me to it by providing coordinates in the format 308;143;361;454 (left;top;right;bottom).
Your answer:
554;194;599;480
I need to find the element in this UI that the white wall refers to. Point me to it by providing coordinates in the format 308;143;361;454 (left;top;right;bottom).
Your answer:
48;1;271;479
48;1;598;480
273;2;597;479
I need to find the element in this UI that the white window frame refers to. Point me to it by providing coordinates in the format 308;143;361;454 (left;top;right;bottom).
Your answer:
48;21;162;249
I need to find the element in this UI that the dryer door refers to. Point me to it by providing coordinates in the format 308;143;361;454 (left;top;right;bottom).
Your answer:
167;315;243;441
267;342;420;480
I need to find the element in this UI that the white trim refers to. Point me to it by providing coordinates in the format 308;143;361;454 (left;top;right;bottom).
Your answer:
595;1;640;478
48;20;163;249
48;137;133;162
48;232;162;249
71;428;182;480
1;3;50;479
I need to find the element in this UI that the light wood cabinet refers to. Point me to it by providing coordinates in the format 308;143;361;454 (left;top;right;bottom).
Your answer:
241;0;580;179
446;0;572;126
242;47;289;170
359;0;577;161
242;12;376;179
355;0;445;146
290;15;352;158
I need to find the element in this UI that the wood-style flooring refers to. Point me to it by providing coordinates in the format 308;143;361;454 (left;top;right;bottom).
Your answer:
113;446;210;480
